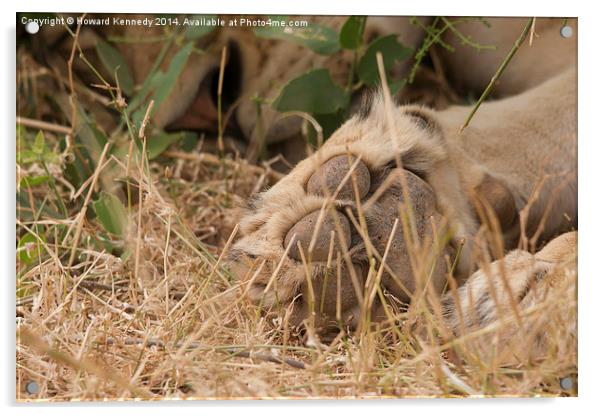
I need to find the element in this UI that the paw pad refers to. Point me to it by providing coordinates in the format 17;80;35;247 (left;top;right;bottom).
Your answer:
284;210;351;262
307;155;371;200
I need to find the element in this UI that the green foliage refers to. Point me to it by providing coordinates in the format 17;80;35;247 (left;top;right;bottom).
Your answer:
18;131;59;165
16;19;218;276
131;42;194;127
407;16;495;84
357;34;412;87
70;101;108;166
19;175;50;188
272;69;348;114
339;16;366;50
92;192;128;237
270;17;412;142
32;130;45;155
254;17;340;55
95;39;135;95
17;232;45;265
147;131;196;160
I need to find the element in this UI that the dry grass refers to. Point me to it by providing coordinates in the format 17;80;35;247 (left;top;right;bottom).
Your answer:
16;18;576;401
16;140;577;400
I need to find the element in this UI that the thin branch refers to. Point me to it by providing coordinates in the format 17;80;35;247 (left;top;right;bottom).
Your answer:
16;117;71;135
65;14;86;153
217;46;227;157
66;143;111;268
440;17;496;51
460;18;535;132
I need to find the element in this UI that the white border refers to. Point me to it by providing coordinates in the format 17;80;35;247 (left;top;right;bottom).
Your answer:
3;1;601;414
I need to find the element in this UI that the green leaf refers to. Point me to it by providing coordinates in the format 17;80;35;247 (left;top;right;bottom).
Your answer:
17;150;38;165
254;17;340;55
42;151;59;164
339;16;367;50
92;232;121;254
131;70;164;127
313;111;346;140
22;130;60;164
96;39;135;95
272;69;348;114
358;35;413;86
132;42;194;126
92;192;128;237
32;130;45;155
180;132;198;152
19;175;50;188
147;131;193;160
17;188;64;222
17;190;61;221
17;232;45;265
61;99;109;166
184;15;217;40
155;42;194;105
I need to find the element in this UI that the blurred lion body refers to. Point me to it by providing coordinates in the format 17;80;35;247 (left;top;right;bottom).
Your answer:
113;16;576;361
39;14;577;361
126;17;575;144
230;67;576;362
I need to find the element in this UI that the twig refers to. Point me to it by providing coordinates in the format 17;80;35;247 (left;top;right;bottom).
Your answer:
65;14;86;153
529;17;537;46
409;17;496;85
16;117;71;135
217;46;227;157
460;17;535;132
225;349;307;370
278;111;324;149
138;100;155;139
66;143;111;267
133;102;154;290
440;17;496;51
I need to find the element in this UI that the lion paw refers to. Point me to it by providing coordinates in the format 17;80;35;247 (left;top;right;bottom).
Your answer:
229;146;453;334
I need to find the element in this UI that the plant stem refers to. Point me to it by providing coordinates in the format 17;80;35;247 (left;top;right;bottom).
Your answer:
41;160;69;219
217;46;227;159
440;17;496;50
460;17;535;132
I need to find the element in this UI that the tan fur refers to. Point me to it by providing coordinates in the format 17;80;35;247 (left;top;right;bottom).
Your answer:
230;68;576;348
45;17;574;148
102;17;575;147
45;15;577;352
442;231;576;365
109;16;425;143
440;18;577;97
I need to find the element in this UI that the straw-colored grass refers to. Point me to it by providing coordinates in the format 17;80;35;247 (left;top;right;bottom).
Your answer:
16;139;577;400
